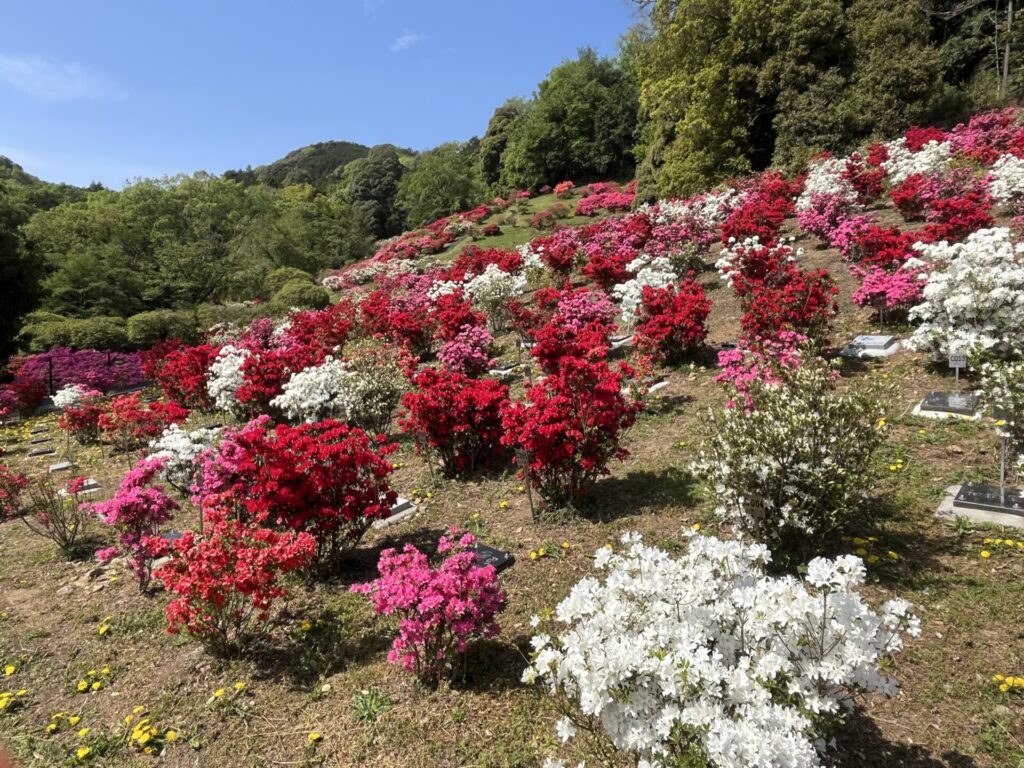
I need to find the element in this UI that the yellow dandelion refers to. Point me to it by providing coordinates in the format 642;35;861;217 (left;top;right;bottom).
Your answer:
213;688;225;698
517;485;525;493
69;716;81;726
498;500;509;509
691;523;701;532
165;730;178;742
887;551;900;561
980;550;992;559
3;665;14;676
1000;683;1010;692
308;732;322;743
90;681;102;691
529;551;538;560
234;681;246;691
300;620;312;632
77;727;90;738
132;705;145;714
98;625;109;636
46;722;58;734
561;541;570;549
76;746;91;760
76;681;88;692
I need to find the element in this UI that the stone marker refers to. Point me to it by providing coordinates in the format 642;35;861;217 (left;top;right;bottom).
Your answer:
48;460;76;473
371;496;418;530
59;478;101;497
648;381;669;395
937;483;1024;529
488;362;522;379
913;391;981;420
473;543;515;574
28;447;56;457
29;426;47;435
840;334;900;359
29;437;52;445
610;334;634;350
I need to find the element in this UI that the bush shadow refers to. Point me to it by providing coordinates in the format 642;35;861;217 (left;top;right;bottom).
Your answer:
585;465;700;522
452;634;532;693
833;707;977;768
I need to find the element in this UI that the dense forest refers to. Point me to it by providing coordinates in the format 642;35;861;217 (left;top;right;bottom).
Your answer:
1;0;1020;358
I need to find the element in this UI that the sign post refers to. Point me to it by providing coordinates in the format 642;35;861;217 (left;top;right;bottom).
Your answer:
948;350;967;392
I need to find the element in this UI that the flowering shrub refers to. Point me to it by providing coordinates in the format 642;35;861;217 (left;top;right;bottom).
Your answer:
8;347;145;394
194;419;397;560
98;394;190;457
437;325;497;377
882;137;951;184
738;265;838;344
433;290;487;342
52;383;101;409
632;280;711;363
146;344;219;410
148;423;221;497
695;361;884;558
501;357;642;508
921;190;994;243
575;190;634;216
149;509;316;655
715;237;798;293
719;171;797;245
351;529;505;686
851;265;924;315
15;476;92;557
91;457;179;591
0;464;29;521
528;320;611;375
360;288;436;355
58;399;107;445
526;533;920;768
236;344;324;416
890;173;927;220
906;227;1024;358
612;255;679;329
530;230;581;277
553;180;575;197
714;331;808;410
206;345;249;414
551;289;617;335
464;264;527;333
399;368;509;477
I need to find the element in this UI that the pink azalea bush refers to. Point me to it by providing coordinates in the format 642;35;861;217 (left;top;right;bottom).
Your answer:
714;332;809;410
91;456;179;591
851;265;925;314
351;529;505;686
437;325;497;377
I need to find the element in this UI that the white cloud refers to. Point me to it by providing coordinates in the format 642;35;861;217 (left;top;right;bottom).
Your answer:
389;33;426;53
0;53;125;102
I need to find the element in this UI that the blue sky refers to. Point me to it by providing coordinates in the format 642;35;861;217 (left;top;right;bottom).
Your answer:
0;1;639;188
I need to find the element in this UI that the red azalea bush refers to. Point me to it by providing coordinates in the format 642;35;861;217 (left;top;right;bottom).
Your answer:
445;246;522;282
719;171;798;246
480;223;501;237
58;401;107;445
633;280;712;363
576;190;635;216
890;174;927;220
903;125;947;151
843;153;886;203
194;418;397;560
739;265;839;344
500;357;642;508
841;224;915;270
433;290;487;342
719;238;797;296
921;191;994;243
146;343;220;410
0;464;30;521
398;368;509;477
236;343;323;415
529;319;611;375
148;509;316;654
531;232;579;277
581;245;635;290
360;288;436;355
279;301;356;355
98;394;190;456
351;528;505;686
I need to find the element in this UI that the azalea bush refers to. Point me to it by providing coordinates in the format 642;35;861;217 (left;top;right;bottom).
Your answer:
981;358;1024;478
148;509;316;655
58;400;107;445
501;357;642;509
738;265;838;344
148;423;222;498
145;343;219;410
193;418;397;561
15;475;92;557
90;457;179;591
714;331;808;410
351;529;505;686
399;368;509;477
526;533;921;768
464;264;527;333
632;280;711;363
906;227;1024;359
437;325;497;377
694;361;884;559
98;393;190;458
0;464;30;521
206;344;249;415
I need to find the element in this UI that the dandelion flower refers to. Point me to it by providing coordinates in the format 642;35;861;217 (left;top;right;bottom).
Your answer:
981;550;992;559
308;731;322;743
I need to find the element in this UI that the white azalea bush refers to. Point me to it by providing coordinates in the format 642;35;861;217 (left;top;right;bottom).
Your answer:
52;383;101;409
464;263;528;333
693;361;885;557
881;137;951;184
271;342;408;433
526;533;921;768
796;156;858;212
906;227;1024;359
148;423;222;496
206;344;249;414
612;255;679;329
988;153;1024;209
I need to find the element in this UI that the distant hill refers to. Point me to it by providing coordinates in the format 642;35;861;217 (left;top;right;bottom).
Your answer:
225;140;372;189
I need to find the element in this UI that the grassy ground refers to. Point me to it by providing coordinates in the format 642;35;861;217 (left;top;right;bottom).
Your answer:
1;210;1023;768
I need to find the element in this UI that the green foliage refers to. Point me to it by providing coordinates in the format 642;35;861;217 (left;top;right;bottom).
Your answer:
228;141;370;189
396;142;487;227
498;49;639;190
20;316;130;353
195;303;264;331
263;267;314;296
270;280;330;312
479;99;527;186
126;309;199;346
347;144;407;237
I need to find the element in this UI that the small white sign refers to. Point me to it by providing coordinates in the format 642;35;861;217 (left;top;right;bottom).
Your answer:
948;351;968;369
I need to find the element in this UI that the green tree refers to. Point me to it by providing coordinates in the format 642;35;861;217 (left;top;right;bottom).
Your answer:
478;99;527;186
396;143;486;227
348;145;406;237
499;49;639;190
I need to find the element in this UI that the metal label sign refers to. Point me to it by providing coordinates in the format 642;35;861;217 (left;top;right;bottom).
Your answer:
948;351;968;369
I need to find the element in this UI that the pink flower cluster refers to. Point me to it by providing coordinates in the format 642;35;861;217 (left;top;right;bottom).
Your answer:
437;324;497;377
351;529;505;685
714;332;809;410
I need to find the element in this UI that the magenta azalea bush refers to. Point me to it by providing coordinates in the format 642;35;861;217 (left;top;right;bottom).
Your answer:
90;456;179;591
437;324;497;377
351;529;505;685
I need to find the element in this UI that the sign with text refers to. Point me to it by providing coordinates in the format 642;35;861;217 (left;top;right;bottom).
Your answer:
948;351;968;369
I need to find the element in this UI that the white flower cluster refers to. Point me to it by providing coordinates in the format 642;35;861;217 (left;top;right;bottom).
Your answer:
426;279;461;301
206;344;249;414
796;156;857;211
148;423;222;495
271;356;351;423
881;138;951;184
444;217;474;237
651;187;743;230
693;362;884;552
987;153;1024;208
465;263;528;333
526;533;920;768
612;255;679;329
907;227;1024;359
52;383;97;409
321;275;343;292
516;242;546;274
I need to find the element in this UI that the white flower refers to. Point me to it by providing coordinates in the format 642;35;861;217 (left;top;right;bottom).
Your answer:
52;383;98;409
881;138;951;184
464;264;527;333
206;344;249;415
148;423;221;494
988;153;1024;207
612;255;678;329
526;534;919;768
796;156;857;212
